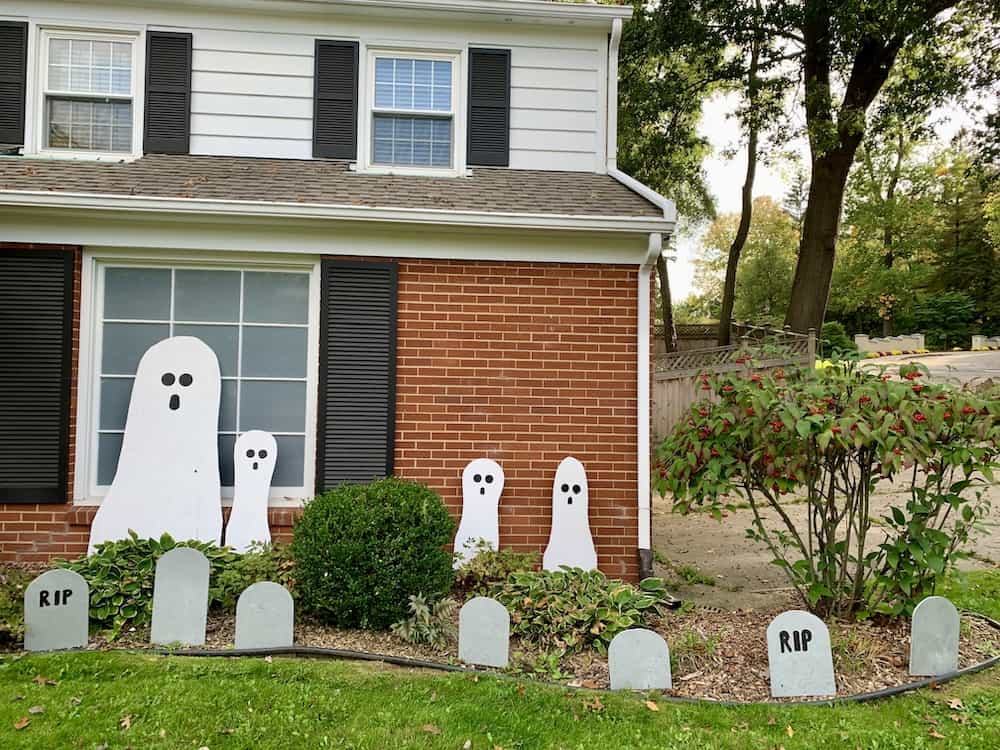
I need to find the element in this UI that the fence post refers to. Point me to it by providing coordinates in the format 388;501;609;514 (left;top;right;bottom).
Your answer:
807;327;816;367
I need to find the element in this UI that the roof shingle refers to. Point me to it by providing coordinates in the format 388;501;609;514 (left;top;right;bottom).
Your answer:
0;154;663;218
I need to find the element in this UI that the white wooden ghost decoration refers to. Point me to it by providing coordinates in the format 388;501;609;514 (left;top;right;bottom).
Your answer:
453;458;505;567
88;336;222;553
543;457;597;571
225;431;278;553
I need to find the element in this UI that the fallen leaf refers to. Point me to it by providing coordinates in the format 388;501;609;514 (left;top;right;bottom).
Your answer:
14;717;30;730
463;741;472;749
582;696;604;712
678;670;703;682
786;725;795;738
28;705;44;715
923;714;939;725
264;656;273;664
119;714;132;730
947;698;965;711
12;694;24;701
429;691;438;702
929;729;946;739
221;728;236;735
422;724;442;735
32;675;57;686
70;697;82;706
949;713;971;725
767;717;777;726
645;700;659;712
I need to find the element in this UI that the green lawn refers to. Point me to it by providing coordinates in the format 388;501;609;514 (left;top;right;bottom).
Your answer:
2;570;999;750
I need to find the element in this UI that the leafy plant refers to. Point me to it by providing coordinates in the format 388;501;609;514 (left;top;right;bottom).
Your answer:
390;594;457;648
60;532;240;639
213;542;296;610
820;321;856;359
291;478;455;629
492;568;669;653
454;539;539;595
655;363;998;618
0;566;33;646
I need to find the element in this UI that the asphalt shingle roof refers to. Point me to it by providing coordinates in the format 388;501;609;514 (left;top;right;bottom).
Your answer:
0;154;663;218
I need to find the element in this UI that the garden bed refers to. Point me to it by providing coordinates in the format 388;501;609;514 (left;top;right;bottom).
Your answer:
82;604;1000;703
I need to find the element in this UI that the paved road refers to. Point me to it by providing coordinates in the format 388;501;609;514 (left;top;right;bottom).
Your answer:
864;349;1000;385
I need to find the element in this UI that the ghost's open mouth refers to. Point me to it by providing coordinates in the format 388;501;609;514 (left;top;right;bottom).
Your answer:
252;461;259;470
479;487;485;495
169;394;180;411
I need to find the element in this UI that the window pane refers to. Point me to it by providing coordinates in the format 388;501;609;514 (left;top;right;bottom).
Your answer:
273;436;305;486
394;84;413;109
373;114;451;167
173;324;239;378
49;38;70;64
70;66;91;91
375;57;450;114
374;82;393;108
49;65;69;90
174;269;240;322
396;59;413;84
239;381;306;433
375;57;394;83
46;97;132;152
413;60;432;85
99;377;133;430
219;379;237;432
242;272;308;324
98;433;124;485
101;323;170;375
112;42;131;68
92;41;111;66
219;434;236;487
111;68;131;95
241;327;308;378
104;267;171;320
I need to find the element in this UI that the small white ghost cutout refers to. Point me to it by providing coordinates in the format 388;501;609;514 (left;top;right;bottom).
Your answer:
543;457;597;571
89;336;222;553
453;458;505;567
225;431;278;553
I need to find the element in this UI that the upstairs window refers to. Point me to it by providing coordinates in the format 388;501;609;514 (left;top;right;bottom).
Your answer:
42;32;136;154
370;54;455;169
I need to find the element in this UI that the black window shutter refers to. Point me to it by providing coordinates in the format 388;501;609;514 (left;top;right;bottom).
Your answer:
0;250;74;503
316;260;398;490
144;31;192;154
467;48;510;167
313;40;359;159
0;21;28;147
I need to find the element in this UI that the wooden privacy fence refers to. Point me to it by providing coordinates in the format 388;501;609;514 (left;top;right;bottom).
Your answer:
652;325;816;441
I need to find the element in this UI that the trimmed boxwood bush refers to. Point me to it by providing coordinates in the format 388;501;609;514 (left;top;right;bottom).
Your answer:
291;478;455;629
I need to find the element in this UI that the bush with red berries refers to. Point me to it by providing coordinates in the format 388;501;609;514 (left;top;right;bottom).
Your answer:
655;362;998;618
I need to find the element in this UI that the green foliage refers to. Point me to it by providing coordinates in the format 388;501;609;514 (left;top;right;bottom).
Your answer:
0;566;32;646
291;478;455;629
655;364;999;618
819;321;856;359
914;291;978;350
453;540;539;596
60;532;240;639
389;594;457;648
492;568;669;653
213;542;296;610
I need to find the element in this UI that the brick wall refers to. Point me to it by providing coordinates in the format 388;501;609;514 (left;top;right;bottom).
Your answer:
0;253;641;580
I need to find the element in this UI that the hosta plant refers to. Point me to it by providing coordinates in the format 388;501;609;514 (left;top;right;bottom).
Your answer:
655;362;998;618
492;568;669;653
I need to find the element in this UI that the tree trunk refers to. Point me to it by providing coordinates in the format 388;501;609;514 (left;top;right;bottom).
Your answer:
656;253;677;353
784;147;856;333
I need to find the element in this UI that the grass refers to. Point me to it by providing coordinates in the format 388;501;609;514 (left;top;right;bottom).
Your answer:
2;570;998;749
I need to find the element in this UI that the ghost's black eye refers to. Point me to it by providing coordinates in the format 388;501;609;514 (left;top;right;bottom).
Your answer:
161;372;175;386
473;473;482;483
179;373;193;387
485;475;493;484
561;483;569;493
572;484;581;494
258;449;268;459
246;449;255;458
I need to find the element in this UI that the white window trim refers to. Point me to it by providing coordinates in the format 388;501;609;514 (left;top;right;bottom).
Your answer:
28;23;144;161
356;44;467;177
74;249;321;508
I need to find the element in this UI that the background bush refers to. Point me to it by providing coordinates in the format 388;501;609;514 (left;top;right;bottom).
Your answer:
0;566;33;646
454;540;539;596
291;478;455;629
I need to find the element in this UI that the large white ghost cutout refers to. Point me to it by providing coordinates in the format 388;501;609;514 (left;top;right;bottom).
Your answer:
225;430;277;553
88;336;222;553
542;457;597;571
453;458;505;567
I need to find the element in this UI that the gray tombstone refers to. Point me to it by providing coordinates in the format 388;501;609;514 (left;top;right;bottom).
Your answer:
24;569;89;652
766;610;836;698
151;547;209;646
458;597;509;668
910;596;960;676
608;628;672;691
235;581;294;649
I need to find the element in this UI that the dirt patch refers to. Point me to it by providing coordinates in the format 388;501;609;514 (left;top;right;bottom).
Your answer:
652;480;1000;611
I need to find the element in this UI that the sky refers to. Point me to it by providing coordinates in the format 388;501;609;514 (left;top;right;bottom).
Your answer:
668;93;984;303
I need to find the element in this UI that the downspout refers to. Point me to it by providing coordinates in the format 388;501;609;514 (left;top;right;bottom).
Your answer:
605;16;675;580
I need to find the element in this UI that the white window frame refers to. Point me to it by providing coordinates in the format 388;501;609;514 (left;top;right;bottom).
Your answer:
74;249;321;507
358;45;466;177
30;25;144;160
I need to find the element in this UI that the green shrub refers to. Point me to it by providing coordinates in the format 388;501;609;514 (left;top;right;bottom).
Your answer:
213;542;296;610
454;540;539;595
493;568;669;653
291;478;455;629
0;566;33;646
390;594;457;647
820;321;856;358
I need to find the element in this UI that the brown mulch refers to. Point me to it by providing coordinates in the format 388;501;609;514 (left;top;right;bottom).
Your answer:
84;604;1000;704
